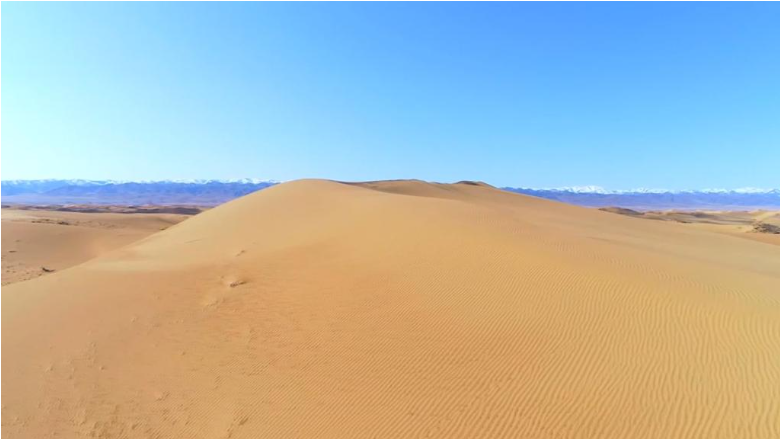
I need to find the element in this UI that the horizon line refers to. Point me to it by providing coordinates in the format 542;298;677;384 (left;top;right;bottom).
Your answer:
2;178;778;195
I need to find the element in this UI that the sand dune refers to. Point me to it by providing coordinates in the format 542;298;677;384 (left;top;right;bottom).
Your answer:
1;208;191;285
3;180;780;438
600;207;780;246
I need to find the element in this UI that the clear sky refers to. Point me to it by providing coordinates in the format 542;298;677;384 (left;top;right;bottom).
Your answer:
2;2;778;189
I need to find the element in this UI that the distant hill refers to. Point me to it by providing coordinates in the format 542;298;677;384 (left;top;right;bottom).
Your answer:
503;187;780;210
1;179;278;205
2;180;778;209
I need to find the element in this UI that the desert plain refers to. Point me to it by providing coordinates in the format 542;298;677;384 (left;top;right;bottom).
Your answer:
2;180;780;438
2;206;195;285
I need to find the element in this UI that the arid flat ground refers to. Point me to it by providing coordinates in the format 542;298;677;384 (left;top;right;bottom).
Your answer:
3;181;780;438
600;207;780;246
1;207;193;285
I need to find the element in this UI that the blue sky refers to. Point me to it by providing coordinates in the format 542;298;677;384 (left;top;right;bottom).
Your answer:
2;2;778;189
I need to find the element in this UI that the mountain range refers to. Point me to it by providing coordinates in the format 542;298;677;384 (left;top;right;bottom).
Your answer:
1;179;277;205
503;187;780;210
2;179;778;209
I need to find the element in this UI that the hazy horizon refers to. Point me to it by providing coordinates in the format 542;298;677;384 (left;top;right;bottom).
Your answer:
1;177;779;193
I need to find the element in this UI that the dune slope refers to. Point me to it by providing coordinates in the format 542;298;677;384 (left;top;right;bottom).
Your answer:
1;208;189;285
3;180;780;438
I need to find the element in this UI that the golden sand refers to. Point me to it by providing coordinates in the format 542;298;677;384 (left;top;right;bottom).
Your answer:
3;180;779;438
1;208;189;285
600;207;780;246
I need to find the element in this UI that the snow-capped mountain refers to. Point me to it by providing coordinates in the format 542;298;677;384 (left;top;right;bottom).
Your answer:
1;179;280;205
503;186;780;209
2;179;778;209
515;186;779;195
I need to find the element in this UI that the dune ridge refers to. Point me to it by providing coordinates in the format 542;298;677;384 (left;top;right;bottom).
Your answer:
3;179;780;438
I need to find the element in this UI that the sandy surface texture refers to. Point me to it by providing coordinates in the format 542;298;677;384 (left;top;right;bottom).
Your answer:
600;207;780;246
1;208;191;285
3;180;780;438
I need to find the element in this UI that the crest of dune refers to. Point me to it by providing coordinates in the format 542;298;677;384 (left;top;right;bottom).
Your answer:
3;179;780;438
